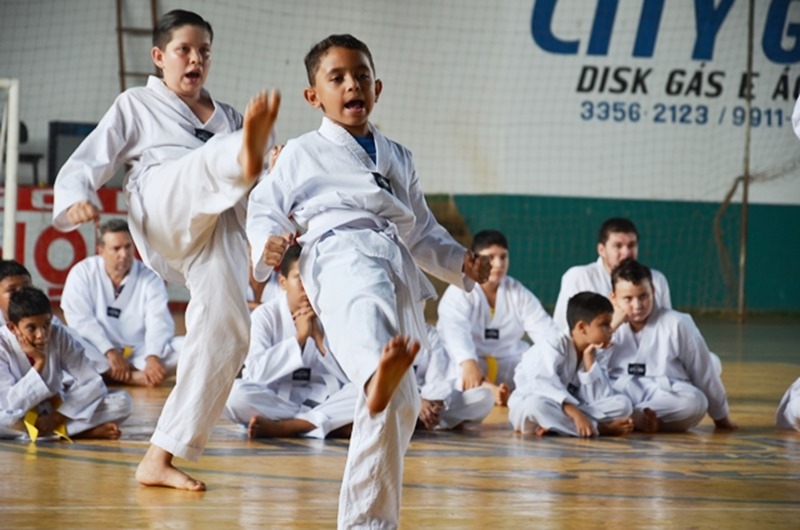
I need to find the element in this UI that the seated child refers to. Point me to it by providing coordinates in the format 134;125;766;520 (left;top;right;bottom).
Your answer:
0;287;131;440
225;245;356;439
414;323;494;431
777;378;800;431
437;229;559;406
508;292;634;437
607;259;737;433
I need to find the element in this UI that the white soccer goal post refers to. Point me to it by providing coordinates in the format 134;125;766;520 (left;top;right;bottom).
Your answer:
0;78;20;260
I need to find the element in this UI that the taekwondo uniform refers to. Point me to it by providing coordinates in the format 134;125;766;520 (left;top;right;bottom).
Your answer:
247;117;473;530
508;333;632;436
777;378;800;431
437;275;559;389
53;76;273;461
553;257;672;331
61;255;182;372
224;295;356;438
0;324;131;438
414;325;494;430
605;308;730;432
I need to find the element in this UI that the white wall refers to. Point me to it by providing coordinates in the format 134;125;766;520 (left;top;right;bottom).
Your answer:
1;0;798;204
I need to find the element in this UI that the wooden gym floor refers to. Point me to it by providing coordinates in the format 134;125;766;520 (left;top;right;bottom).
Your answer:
1;315;799;529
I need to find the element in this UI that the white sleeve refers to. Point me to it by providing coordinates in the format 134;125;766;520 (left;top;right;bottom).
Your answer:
60;264;115;355
0;348;52;422
242;305;305;384
654;270;673;310
553;269;578;332
576;359;617;403
401;157;471;290
52;96;134;231
246;146;298;282
678;315;730;420
55;326;107;421
142;272;175;357
418;327;455;401
519;342;578;406
517;283;560;344
436;286;480;366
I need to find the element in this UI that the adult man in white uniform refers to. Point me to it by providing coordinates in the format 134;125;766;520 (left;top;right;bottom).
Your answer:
225;245;356;438
605;259;737;433
553;218;671;331
61;219;182;387
437;230;559;406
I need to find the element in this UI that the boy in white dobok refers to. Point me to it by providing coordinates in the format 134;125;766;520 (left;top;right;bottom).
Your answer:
437;230;559;406
553;218;672;331
247;34;489;530
225;245;356;439
508;292;633;438
414;324;494;431
607;259;737;433
51;9;280;490
0;287;131;440
777;378;800;431
61;219;182;387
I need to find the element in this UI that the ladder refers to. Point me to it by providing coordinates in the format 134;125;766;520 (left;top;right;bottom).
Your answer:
115;0;159;92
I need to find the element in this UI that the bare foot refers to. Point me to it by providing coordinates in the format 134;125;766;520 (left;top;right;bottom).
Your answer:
598;417;635;436
633;408;660;433
534;426;549;437
483;382;511;406
239;89;281;182
135;445;206;491
247;416;314;439
74;422;122;440
365;336;420;414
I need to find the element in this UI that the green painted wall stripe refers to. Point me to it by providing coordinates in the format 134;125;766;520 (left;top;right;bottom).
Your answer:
443;195;800;313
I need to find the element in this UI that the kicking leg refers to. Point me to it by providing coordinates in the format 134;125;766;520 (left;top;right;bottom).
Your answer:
365;336;420;414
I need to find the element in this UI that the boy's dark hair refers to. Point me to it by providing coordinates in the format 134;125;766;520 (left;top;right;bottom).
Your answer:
279;244;303;277
598;217;639;244
0;260;31;283
471;230;508;253
153;9;213;49
8;287;51;324
566;292;613;331
304;34;375;85
611;258;653;290
98;218;130;245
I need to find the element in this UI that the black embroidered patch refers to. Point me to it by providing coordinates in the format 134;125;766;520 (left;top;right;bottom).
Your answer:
292;368;311;381
194;129;215;142
106;307;121;318
485;328;500;340
372;172;393;195
628;363;646;376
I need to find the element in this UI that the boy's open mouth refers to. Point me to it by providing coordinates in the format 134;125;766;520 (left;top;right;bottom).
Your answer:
345;100;365;111
185;71;201;80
